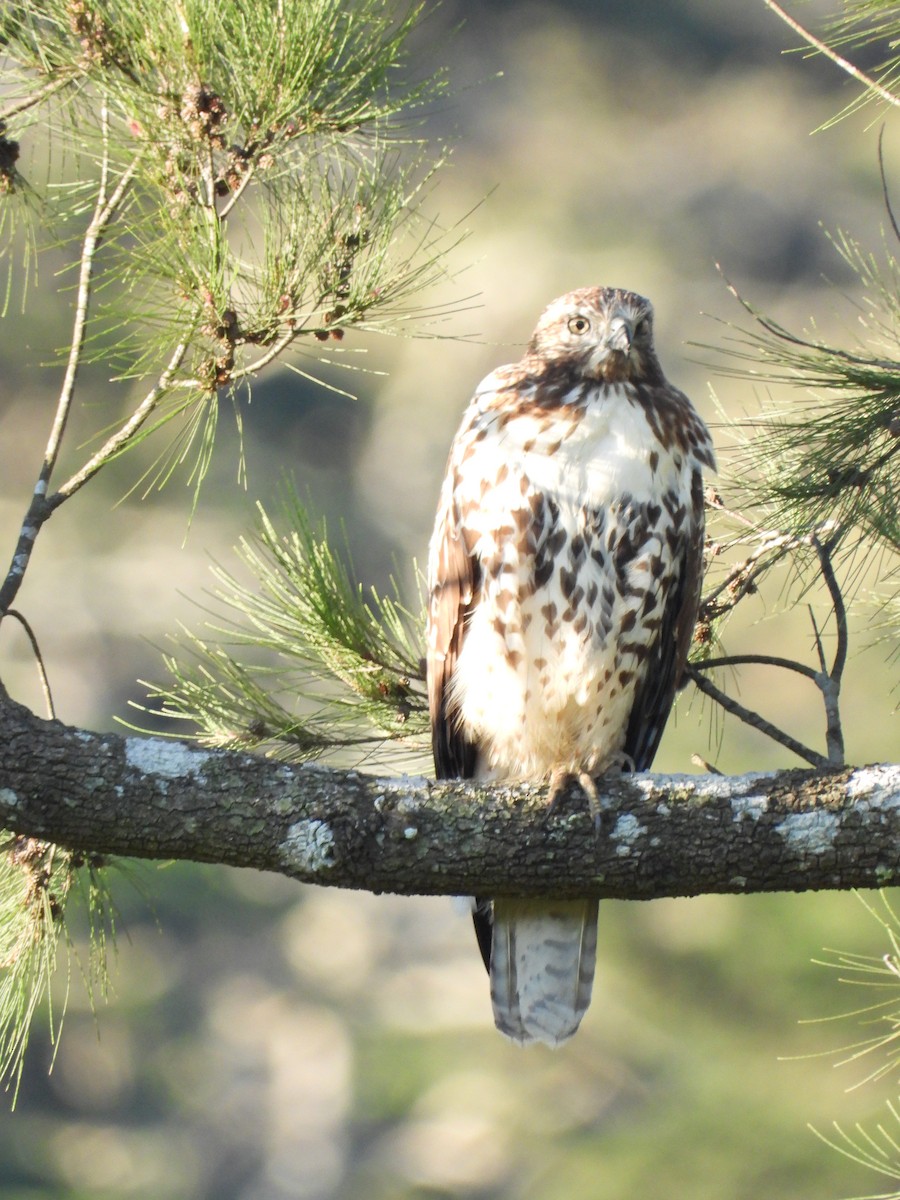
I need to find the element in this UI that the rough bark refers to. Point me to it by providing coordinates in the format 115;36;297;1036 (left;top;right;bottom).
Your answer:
0;696;897;899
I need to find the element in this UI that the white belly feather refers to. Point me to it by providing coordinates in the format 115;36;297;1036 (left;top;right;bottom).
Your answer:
449;385;688;780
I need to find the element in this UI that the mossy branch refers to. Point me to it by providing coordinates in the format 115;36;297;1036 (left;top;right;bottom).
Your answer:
0;696;898;899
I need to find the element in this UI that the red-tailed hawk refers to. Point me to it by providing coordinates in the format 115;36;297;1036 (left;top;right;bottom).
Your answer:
427;286;715;1045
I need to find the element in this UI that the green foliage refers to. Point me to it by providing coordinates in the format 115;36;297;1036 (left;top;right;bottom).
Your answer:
718;4;900;590
139;488;429;763
708;259;900;556
806;892;900;1198
0;839;113;1102
0;0;456;1103
0;0;460;494
701;237;900;686
815;0;900;128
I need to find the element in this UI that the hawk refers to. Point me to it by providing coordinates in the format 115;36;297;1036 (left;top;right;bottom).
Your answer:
426;286;715;1045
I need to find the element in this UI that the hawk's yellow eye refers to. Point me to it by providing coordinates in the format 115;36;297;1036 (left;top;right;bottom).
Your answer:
567;315;590;335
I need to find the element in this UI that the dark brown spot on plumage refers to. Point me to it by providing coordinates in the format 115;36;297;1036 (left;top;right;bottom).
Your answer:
619;640;651;662
546;524;566;557
559;566;579;603
513;508;530;535
533;552;554;590
614;533;636;570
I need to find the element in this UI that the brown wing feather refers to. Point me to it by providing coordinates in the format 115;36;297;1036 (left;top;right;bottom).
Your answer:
624;468;705;771
427;483;480;780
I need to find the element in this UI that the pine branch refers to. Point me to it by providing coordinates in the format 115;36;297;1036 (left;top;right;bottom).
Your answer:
684;664;830;768
762;0;900;112
0;697;897;899
140;492;427;762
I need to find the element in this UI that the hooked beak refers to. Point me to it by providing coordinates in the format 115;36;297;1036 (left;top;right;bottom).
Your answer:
589;313;636;382
606;315;634;356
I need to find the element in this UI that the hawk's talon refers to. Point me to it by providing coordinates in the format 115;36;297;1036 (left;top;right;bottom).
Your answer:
544;766;571;821
576;771;603;835
544;768;603;834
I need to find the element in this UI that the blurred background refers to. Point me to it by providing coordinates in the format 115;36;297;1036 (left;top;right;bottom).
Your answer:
1;0;898;1197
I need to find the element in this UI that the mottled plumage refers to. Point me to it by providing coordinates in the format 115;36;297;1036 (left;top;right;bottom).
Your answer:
427;286;715;1045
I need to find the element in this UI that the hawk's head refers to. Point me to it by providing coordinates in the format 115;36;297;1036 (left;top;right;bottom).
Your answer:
527;287;661;384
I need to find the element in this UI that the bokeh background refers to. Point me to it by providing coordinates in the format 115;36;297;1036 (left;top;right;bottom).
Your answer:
1;1;898;1197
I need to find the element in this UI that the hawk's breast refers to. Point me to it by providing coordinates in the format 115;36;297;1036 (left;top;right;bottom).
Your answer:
448;382;693;779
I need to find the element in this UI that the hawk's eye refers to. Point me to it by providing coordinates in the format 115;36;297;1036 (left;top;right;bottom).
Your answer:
567;315;591;335
634;317;651;339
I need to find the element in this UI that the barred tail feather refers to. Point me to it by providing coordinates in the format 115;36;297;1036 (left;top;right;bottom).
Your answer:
489;897;599;1046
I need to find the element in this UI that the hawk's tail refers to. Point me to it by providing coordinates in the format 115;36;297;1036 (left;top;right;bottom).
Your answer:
487;897;599;1046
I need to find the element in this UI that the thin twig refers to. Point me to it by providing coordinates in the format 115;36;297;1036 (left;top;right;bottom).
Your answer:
808;604;829;675
0;75;75;125
691;753;724;776
0;150;141;614
814;534;849;686
43;147;140;486
232;324;302;379
218;158;258;221
704;492;765;532
45;123;127;464
685;664;829;768
49;338;192;507
720;270;900;373
762;0;900;111
811;534;848;765
691;653;820;682
877;126;900;245
0;610;55;719
700;531;800;614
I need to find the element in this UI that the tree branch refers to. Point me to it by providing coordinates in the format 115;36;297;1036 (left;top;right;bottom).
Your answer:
762;0;900;111
0;147;141;615
0;698;896;900
684;663;830;768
